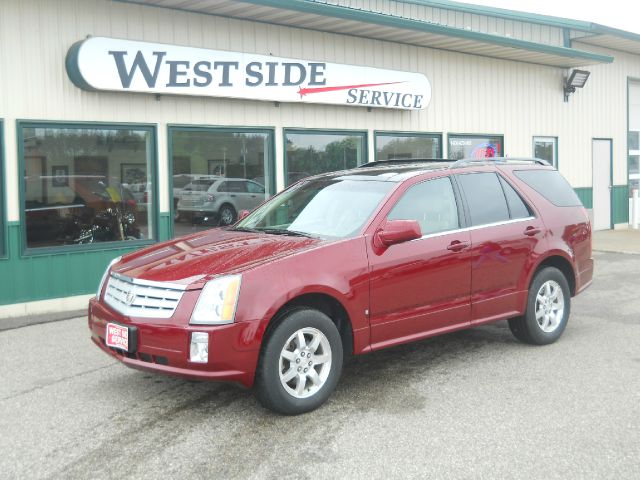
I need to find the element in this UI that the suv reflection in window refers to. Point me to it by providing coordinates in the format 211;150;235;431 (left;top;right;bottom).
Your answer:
177;177;266;226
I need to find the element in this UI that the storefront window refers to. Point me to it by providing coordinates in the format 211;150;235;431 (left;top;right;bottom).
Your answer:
533;136;558;167
284;130;367;186
170;128;274;235
21;124;155;249
448;134;503;160
375;132;442;160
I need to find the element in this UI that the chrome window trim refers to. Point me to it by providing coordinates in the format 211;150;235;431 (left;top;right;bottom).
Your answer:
111;272;188;291
414;216;536;241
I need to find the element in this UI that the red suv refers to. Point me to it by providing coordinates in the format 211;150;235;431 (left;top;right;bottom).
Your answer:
89;159;593;414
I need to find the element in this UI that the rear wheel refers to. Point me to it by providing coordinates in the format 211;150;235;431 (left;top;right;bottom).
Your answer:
218;204;237;226
254;309;343;415
509;266;570;345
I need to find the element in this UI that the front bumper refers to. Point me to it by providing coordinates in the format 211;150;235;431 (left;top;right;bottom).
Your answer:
88;298;260;388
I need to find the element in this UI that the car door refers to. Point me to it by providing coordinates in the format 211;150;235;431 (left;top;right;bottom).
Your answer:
222;180;249;211
367;175;472;350
245;180;266;210
455;171;545;324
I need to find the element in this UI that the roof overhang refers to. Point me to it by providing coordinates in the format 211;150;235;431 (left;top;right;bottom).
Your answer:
118;0;613;68
572;25;640;56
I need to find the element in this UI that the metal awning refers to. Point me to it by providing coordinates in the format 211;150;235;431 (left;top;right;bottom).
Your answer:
119;0;614;68
573;26;640;56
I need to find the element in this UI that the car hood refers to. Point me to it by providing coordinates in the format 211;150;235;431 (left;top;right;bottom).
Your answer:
112;228;325;287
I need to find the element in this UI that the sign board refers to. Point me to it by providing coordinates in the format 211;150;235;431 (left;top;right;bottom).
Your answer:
66;37;431;110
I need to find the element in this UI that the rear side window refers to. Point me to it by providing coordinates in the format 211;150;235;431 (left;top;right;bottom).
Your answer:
388;177;460;235
457;172;510;226
499;176;532;219
514;170;581;207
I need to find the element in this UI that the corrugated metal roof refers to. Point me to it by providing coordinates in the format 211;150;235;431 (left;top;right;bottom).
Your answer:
118;0;616;67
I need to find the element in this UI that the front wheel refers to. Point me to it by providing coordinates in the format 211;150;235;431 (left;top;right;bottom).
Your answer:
509;266;571;345
254;309;343;415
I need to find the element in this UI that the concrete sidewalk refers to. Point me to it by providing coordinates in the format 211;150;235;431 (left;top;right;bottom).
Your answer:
593;228;640;255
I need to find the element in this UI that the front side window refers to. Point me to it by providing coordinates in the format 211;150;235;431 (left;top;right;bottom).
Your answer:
457;172;510;226
236;178;393;239
21;124;155;249
171;128;274;233
284;130;366;186
448;134;503;160
388;177;460;235
375;132;442;160
533;137;558;167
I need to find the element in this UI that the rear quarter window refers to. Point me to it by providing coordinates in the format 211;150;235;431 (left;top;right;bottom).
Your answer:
514;170;582;207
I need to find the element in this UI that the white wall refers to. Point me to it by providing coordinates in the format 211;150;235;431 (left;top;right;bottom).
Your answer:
1;0;639;221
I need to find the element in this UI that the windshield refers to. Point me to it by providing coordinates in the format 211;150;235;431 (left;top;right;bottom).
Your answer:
235;178;393;239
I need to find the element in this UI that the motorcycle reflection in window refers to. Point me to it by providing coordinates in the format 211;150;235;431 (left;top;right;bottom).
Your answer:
61;178;143;244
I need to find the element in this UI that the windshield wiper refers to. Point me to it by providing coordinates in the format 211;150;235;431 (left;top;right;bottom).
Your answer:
259;228;315;238
231;227;260;233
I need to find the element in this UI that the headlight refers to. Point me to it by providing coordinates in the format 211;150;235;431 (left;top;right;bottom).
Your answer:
96;256;122;299
190;275;242;325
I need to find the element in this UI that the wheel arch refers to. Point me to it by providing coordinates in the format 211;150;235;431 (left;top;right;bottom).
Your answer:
264;292;354;358
531;253;576;296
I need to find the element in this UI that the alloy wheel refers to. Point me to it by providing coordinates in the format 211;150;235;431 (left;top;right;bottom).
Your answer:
278;327;332;399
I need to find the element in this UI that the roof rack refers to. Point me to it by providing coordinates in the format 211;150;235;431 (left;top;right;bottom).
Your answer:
358;158;451;168
449;157;551;168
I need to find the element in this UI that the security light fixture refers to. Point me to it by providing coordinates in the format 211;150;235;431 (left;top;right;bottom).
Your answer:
564;69;590;102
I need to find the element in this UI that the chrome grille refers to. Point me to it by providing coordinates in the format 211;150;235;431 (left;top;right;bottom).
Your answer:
104;273;186;319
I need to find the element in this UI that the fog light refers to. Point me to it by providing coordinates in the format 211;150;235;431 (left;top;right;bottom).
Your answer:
190;332;209;363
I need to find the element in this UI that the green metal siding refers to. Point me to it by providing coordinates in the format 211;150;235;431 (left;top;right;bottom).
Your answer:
612;185;630;224
574;187;593;208
0;222;145;305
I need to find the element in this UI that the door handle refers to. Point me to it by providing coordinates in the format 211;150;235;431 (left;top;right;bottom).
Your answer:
230;194;236;197
447;240;470;252
524;226;541;236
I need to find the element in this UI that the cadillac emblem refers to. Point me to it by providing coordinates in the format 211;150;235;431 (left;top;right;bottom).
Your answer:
125;292;136;306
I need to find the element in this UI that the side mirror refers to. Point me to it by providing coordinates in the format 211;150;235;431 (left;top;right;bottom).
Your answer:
238;210;250;221
374;220;422;248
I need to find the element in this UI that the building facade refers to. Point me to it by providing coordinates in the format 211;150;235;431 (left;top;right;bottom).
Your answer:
1;0;639;314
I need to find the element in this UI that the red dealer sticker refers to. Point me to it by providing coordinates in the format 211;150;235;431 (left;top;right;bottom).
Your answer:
105;323;129;352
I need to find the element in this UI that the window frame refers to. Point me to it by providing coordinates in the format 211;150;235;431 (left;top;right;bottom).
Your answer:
447;133;505;160
17;120;159;256
532;136;558;168
374;130;443;161
283;128;368;187
0;119;5;259
167;124;276;238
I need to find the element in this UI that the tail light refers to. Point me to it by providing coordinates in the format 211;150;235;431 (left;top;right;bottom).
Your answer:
144;191;148;203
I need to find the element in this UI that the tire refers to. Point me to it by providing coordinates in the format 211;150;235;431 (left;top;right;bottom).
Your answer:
509;266;571;345
218;204;237;226
254;308;343;415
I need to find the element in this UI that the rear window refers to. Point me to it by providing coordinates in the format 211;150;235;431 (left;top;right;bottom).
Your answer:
514;170;582;207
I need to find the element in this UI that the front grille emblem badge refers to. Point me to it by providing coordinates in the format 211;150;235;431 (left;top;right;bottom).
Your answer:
125;292;136;306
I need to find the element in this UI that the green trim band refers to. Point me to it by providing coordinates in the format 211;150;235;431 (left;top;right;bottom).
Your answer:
242;0;613;64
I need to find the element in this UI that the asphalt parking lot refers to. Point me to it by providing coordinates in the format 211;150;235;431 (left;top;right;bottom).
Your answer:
1;251;638;479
